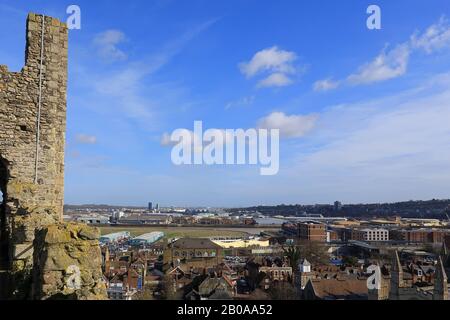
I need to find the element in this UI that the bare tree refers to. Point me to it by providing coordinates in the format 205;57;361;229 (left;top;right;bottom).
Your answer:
297;240;329;265
162;275;184;300
268;281;297;300
282;244;302;269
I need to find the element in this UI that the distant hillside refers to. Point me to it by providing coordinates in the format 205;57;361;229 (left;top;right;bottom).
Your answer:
226;199;450;219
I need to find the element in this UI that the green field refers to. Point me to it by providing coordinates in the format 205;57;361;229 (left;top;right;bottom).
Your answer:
100;226;250;239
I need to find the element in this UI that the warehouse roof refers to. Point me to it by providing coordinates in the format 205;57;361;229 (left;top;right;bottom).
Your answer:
133;232;165;241
171;238;222;249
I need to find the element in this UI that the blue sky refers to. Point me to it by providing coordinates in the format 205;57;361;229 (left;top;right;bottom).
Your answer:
1;0;450;207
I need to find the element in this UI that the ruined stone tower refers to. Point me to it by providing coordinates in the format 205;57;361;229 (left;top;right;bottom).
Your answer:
1;13;106;300
0;13;67;298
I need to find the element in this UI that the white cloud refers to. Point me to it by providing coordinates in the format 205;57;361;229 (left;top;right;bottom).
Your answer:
257;72;293;88
75;134;97;144
347;44;410;85
257;112;318;138
411;17;450;54
93;30;127;62
319;18;450;89
239;46;298;88
239;46;297;78
313;78;340;91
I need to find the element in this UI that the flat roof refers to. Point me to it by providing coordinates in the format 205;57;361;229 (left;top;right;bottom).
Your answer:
133;232;165;241
100;231;130;239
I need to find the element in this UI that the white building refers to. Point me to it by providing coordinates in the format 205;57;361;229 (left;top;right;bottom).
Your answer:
353;228;389;242
74;214;110;225
107;283;137;300
100;231;131;244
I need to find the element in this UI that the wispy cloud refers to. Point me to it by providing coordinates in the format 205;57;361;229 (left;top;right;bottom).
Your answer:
225;95;255;110
277;72;450;202
76;18;218;128
313;78;340;92
75;134;97;144
347;44;410;85
410;16;450;53
315;17;450;91
93;30;127;62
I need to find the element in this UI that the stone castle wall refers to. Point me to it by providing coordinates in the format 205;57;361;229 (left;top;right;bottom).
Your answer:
0;13;67;298
32;223;107;300
0;13;107;300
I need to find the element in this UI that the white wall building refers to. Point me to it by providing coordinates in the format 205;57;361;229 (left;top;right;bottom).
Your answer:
361;228;389;241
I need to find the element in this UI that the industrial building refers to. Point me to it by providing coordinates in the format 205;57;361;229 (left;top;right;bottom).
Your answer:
99;231;131;244
351;228;389;242
73;214;110;225
129;232;165;246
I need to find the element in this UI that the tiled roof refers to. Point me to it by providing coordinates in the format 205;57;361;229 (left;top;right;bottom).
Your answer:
172;238;222;249
309;278;368;299
198;277;232;296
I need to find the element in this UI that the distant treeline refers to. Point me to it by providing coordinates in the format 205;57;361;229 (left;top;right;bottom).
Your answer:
226;199;450;219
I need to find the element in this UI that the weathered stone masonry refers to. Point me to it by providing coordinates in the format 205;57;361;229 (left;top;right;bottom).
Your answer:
0;13;106;299
32;223;107;300
0;13;67;297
